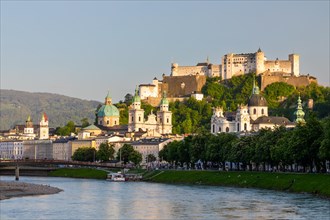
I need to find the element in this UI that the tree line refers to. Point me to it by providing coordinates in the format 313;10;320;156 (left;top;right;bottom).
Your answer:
71;143;143;166
159;116;330;173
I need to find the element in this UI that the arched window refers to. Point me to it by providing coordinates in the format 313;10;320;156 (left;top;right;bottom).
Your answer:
131;116;134;122
244;123;247;130
219;127;221;132
253;108;256;114
107;120;109;125
226;127;229;133
139;116;141;122
115;121;117;125
212;125;215;133
261;108;264;115
237;123;240;132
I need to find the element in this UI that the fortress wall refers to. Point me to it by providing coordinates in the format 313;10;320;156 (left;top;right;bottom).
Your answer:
261;74;317;90
163;75;207;98
172;66;207;76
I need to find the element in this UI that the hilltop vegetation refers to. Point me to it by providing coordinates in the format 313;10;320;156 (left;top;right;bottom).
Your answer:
0;90;101;130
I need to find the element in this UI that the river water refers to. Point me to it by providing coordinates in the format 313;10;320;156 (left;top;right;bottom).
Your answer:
0;176;329;220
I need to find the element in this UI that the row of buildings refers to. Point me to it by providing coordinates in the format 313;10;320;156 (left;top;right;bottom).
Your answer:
0;91;176;163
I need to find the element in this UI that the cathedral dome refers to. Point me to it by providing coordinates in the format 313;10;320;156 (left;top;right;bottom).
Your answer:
248;94;268;107
97;105;119;117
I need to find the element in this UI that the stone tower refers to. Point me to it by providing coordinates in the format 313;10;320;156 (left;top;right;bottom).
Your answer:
255;48;265;75
294;95;305;124
128;87;145;132
157;91;172;134
39;112;49;139
289;54;300;76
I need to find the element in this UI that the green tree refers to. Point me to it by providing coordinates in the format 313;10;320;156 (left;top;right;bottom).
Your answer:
81;118;90;128
129;151;143;166
72;147;96;162
96;142;115;162
146;154;157;163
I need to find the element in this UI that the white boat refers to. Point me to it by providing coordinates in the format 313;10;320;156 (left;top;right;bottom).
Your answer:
107;172;126;182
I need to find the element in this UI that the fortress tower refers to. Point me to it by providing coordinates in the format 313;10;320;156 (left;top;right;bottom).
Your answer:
255;48;265;75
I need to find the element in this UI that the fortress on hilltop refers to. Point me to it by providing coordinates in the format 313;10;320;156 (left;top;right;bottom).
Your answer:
138;48;317;106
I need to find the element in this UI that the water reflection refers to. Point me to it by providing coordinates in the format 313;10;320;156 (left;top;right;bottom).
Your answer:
1;176;329;220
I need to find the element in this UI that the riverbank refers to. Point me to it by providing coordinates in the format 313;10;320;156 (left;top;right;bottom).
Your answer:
144;170;330;198
48;168;108;179
0;181;63;200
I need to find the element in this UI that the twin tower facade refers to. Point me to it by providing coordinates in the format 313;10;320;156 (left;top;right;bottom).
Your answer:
128;89;172;134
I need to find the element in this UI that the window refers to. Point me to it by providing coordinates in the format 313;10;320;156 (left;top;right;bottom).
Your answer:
237;123;240;132
212;125;215;133
139;116;141;122
226;127;229;133
244;123;247;130
261;108;264;115
167;118;169;123
253;108;256;114
107;120;109;125
219;127;221;132
131;116;134;122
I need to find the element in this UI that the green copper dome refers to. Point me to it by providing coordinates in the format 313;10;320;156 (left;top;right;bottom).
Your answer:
97;104;119;117
160;91;169;105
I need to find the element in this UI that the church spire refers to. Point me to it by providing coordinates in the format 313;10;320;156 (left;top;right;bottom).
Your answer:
294;94;305;124
132;85;141;103
105;90;112;105
252;75;260;95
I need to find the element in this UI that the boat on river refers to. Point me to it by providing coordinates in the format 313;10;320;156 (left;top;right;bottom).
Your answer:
107;172;126;182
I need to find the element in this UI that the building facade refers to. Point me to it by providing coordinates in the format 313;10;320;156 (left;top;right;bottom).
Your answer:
128;89;172;134
221;48;299;80
211;79;296;134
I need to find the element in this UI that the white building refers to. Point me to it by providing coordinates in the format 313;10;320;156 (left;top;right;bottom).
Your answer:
128;89;172;135
53;139;71;161
139;78;159;100
211;79;295;134
0;141;24;159
131;138;172;163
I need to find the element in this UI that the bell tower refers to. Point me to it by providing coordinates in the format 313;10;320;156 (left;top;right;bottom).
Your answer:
128;87;145;132
157;91;172;134
39;112;49;139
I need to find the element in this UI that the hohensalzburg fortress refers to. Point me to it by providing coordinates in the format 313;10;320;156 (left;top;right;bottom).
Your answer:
171;48;299;79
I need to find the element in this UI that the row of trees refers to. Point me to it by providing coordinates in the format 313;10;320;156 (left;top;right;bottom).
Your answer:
159;116;330;173
71;143;143;166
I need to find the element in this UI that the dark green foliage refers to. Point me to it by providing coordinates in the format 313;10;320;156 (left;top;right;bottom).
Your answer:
71;147;96;162
81;118;90;128
117;144;142;165
55;121;76;136
146;154;157;162
96;142;115;162
264;82;295;108
160;116;328;172
0;89;100;130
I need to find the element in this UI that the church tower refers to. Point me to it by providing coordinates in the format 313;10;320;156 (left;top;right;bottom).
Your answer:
248;77;268;121
294;95;305;124
39;112;49;139
24;116;34;135
157;91;172;134
97;91;120;127
128;87;145;132
236;104;250;132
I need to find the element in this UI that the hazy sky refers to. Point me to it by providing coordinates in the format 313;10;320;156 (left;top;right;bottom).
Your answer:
1;1;329;103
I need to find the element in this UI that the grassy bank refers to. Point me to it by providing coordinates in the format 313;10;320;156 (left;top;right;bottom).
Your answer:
144;170;330;198
48;168;108;179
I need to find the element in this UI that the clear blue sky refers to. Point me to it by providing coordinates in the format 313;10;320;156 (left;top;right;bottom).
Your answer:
1;1;329;103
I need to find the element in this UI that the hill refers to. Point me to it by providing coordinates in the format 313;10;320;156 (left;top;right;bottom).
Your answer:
0;90;101;130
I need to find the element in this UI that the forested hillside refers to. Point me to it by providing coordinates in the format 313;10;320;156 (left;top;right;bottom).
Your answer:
0;90;101;130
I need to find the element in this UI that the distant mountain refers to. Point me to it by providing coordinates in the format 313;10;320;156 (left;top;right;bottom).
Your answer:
0;90;101;130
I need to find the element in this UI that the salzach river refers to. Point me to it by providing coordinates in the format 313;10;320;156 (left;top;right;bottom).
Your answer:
1;176;329;220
